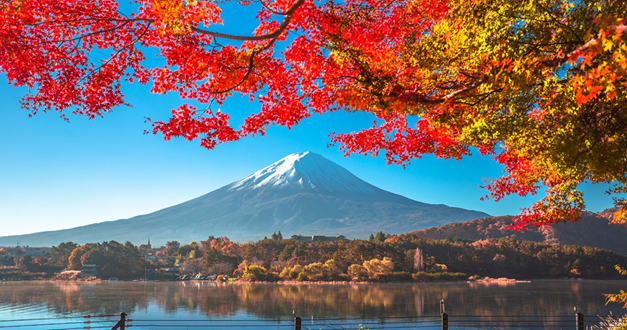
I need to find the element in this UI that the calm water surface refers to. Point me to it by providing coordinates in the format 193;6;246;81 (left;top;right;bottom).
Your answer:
0;280;625;329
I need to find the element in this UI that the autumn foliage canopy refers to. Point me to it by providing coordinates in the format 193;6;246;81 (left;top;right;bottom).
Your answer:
1;0;627;228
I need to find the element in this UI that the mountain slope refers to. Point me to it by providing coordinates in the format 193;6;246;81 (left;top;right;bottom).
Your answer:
0;152;489;246
411;212;627;254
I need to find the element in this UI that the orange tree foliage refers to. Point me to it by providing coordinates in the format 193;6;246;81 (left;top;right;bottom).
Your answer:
1;0;627;227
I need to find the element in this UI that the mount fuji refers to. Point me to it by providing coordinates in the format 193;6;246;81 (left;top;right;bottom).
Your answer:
0;152;489;246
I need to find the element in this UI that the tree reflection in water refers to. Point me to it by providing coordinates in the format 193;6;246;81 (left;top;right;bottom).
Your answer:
0;280;624;322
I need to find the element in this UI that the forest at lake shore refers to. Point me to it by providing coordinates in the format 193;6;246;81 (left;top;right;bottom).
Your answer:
2;233;626;282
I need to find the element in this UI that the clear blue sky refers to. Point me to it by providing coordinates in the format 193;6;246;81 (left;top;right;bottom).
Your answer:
0;4;616;237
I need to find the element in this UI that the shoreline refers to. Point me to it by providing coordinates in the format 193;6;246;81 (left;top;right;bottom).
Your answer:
0;276;599;285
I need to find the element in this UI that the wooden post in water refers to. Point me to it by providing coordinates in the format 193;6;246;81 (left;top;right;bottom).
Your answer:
440;299;448;330
294;316;302;330
575;307;584;330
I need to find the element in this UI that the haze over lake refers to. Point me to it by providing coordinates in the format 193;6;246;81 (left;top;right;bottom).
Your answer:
1;280;625;330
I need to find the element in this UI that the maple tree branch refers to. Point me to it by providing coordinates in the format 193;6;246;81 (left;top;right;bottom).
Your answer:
510;40;580;47
19;19;138;45
191;0;305;42
459;71;480;80
533;2;584;44
16;17;150;27
211;50;258;94
492;3;584;45
65;20;136;43
195;98;217;119
457;88;504;106
17;0;304;44
416;25;626;105
543;24;627;68
258;0;287;15
78;22;151;84
411;77;488;105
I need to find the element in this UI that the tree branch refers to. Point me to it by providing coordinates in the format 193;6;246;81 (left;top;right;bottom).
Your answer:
212;50;258;94
410;25;626;106
78;22;152;84
543;24;627;68
191;0;305;42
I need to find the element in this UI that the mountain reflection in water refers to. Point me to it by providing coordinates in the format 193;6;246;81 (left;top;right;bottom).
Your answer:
0;280;625;327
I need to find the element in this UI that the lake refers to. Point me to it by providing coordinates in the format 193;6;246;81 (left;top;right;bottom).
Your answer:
0;280;625;330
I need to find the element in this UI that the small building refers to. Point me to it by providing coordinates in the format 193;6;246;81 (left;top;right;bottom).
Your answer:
81;264;98;278
161;266;180;275
158;256;177;266
23;247;51;257
290;234;347;242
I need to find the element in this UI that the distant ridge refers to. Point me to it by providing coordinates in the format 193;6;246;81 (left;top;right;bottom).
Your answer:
410;212;627;255
0;152;489;246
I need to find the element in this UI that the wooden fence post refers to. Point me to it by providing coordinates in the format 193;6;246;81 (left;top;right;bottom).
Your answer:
294;316;302;330
110;312;126;330
440;299;448;330
576;312;584;330
120;313;126;330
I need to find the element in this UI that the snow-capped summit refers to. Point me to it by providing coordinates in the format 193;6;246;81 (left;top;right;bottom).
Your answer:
229;151;376;193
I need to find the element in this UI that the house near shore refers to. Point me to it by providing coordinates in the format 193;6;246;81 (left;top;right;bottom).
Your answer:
156;256;177;266
7;246;51;257
290;234;347;242
23;247;51;257
0;255;12;265
81;264;98;278
160;266;180;275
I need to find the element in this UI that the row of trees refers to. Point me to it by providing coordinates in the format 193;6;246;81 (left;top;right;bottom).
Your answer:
34;232;627;281
3;240;145;279
240;257;405;282
147;234;627;281
0;244;77;274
